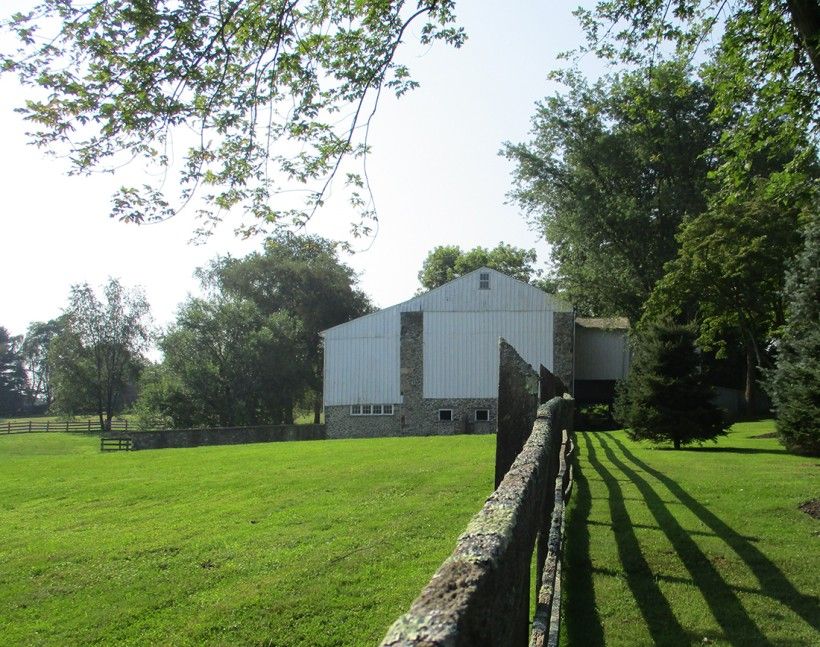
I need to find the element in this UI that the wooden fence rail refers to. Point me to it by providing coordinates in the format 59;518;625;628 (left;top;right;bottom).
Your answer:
3;419;129;434
100;436;133;452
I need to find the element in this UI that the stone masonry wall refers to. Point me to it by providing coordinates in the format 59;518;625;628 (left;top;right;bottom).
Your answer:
400;311;425;434
325;400;496;439
325;406;401;439
552;311;574;393
126;424;326;450
380;396;575;647
496;338;540;488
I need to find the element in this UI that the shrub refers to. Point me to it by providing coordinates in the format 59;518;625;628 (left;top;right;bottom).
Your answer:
767;213;820;456
615;322;728;449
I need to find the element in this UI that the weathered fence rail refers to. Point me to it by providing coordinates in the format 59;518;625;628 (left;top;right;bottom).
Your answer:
3;419;129;434
100;436;133;452
380;394;575;647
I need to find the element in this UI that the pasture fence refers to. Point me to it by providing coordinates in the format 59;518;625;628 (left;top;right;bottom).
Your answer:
3;419;129;434
100;436;133;452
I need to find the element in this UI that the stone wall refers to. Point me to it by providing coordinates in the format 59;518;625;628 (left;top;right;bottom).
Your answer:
380;396;575;647
126;424;326;450
325;400;496;439
400;311;425;434
496;338;540;487
552;311;575;393
325;406;401;439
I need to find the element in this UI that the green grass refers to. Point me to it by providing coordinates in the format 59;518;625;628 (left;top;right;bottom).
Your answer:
562;420;819;646
0;433;496;646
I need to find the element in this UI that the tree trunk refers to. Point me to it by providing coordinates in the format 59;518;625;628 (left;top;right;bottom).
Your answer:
745;344;756;418
787;0;820;79
674;437;681;450
283;397;294;425
313;394;322;424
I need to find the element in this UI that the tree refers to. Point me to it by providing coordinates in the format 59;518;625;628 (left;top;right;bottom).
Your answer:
20;317;64;409
204;233;371;422
1;1;463;235
767;210;820;456
0;326;26;415
643;167;816;413
158;296;308;427
504;61;716;320
615;322;727;449
418;242;539;290
51;279;150;431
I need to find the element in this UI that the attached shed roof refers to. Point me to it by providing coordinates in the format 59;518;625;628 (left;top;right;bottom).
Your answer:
575;317;630;331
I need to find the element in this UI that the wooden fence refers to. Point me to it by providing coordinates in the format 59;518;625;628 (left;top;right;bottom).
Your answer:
100;436;133;452
2;419;129;434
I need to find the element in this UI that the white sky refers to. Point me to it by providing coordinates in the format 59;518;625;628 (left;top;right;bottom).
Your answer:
0;2;603;339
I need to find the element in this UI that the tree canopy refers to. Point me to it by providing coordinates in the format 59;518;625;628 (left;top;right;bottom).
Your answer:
1;1;463;236
155;297;308;427
0;326;26;415
50;279;151;431
505;61;716;320
140;233;370;427
418;243;539;291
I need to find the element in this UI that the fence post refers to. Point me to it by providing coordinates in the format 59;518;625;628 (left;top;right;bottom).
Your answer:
46;420;49;432
87;420;91;433
28;420;32;433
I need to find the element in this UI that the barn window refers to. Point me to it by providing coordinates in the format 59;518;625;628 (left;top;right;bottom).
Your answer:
350;404;361;415
372;404;382;415
475;409;490;421
438;409;453;421
362;404;372;415
479;272;490;289
383;404;394;415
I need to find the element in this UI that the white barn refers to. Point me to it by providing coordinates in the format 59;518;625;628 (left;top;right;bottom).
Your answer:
321;268;575;438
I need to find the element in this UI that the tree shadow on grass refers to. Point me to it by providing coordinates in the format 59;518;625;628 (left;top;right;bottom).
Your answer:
597;434;769;644
659;446;789;456
579;432;689;646
611;436;820;634
561;441;605;646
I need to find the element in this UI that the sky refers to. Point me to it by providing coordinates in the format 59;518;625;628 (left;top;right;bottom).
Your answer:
0;2;604;340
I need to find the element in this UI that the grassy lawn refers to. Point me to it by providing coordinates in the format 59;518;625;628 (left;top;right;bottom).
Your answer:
562;420;819;646
0;433;496;646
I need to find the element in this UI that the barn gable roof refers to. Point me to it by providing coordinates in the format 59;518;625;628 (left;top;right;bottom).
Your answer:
321;267;572;338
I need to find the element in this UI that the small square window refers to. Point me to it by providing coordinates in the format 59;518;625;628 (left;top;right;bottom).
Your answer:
479;272;490;290
383;404;394;415
475;409;490;422
372;404;382;415
438;409;453;422
362;404;372;415
351;404;361;415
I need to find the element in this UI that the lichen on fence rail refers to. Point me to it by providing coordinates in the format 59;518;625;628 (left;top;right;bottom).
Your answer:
380;395;574;647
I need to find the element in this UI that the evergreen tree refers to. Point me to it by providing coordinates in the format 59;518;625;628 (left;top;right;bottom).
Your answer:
615;322;727;449
768;211;820;456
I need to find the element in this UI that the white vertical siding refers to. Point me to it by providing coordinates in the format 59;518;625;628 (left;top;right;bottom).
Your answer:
322;268;569;405
422;311;553;398
322;306;400;405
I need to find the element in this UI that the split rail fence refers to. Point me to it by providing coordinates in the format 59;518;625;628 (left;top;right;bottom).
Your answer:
3;419;129;434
